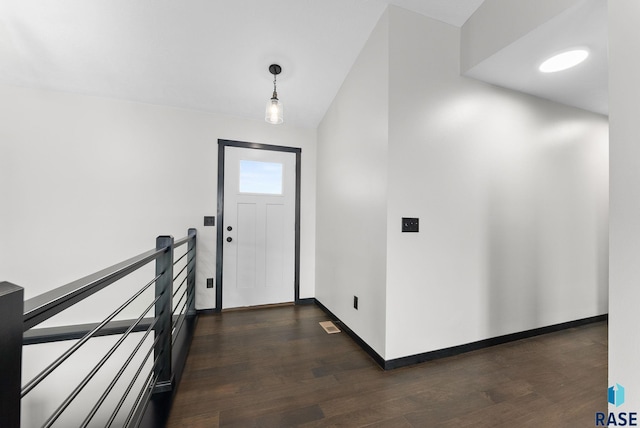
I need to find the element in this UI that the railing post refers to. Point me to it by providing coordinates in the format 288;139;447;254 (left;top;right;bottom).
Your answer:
154;236;174;393
0;282;24;428
187;228;197;316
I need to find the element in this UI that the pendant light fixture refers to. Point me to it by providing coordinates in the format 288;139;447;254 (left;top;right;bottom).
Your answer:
265;64;283;125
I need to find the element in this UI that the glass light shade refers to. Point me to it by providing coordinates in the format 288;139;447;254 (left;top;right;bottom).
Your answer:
539;49;589;73
265;98;283;124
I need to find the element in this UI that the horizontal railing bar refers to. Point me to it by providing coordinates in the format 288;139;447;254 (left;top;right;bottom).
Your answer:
171;294;194;347
175;257;195;291
173;251;188;266
124;370;159;428
42;294;163;427
178;290;194;320
23;318;155;345
171;302;188;341
22;275;161;397
172;286;188;319
173;235;194;249
185;288;195;311
109;353;161;428
80;318;160;428
178;253;195;275
172;261;189;283
25;315;184;346
172;275;188;299
184;265;195;285
23;248;166;331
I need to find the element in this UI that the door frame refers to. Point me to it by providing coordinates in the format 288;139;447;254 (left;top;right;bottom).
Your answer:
215;139;302;311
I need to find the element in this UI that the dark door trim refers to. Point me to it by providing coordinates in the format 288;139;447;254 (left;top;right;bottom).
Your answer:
216;139;302;312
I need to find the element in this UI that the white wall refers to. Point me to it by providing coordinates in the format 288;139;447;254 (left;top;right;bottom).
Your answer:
316;11;389;356
385;6;608;359
316;5;608;362
609;0;640;411
0;83;317;318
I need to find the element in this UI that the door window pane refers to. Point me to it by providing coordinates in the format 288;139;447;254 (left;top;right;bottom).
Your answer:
239;160;283;194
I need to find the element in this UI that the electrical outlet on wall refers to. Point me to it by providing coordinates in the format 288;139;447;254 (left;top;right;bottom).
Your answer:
353;296;358;310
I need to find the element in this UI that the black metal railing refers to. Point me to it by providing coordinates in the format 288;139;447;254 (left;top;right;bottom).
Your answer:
0;228;197;428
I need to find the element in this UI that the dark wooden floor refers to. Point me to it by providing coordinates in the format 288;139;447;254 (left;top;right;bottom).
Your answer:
166;305;607;427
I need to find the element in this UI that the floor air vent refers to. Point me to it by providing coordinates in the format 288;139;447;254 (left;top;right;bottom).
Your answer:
319;321;341;334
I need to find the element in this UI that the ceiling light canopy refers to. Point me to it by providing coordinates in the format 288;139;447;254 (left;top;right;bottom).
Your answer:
265;64;283;125
539;49;589;73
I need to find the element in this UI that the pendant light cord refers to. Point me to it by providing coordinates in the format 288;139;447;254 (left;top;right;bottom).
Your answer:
272;73;278;100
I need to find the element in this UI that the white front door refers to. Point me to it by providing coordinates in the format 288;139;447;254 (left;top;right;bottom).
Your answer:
222;146;296;309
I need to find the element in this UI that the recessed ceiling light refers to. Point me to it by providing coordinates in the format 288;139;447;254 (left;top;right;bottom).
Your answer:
539;49;589;73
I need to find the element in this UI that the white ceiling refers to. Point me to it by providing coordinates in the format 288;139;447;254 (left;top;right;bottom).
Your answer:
0;0;607;128
465;0;608;116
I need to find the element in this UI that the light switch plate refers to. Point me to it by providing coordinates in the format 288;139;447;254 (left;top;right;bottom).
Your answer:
402;217;419;232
